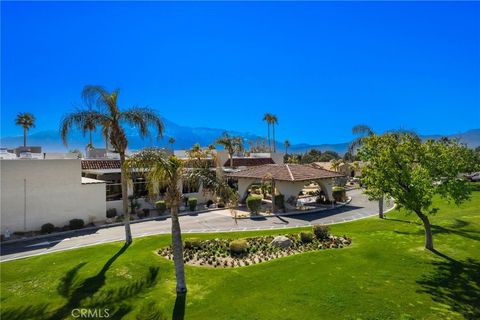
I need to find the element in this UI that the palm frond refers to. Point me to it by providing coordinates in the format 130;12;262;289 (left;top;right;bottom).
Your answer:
59;110;108;146
121;107;164;139
352;125;374;136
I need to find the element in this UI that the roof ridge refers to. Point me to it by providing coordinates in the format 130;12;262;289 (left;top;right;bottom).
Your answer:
285;164;294;181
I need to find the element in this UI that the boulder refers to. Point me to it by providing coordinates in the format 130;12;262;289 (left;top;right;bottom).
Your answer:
270;235;292;249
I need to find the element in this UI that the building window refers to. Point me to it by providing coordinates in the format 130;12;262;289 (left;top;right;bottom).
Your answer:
133;178;149;198
182;178;200;194
106;182;122;201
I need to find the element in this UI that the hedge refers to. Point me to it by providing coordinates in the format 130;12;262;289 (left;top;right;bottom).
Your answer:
246;195;262;214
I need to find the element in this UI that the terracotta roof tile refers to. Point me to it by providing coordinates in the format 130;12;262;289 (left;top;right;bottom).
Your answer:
81;160;121;170
223;157;275;167
226;164;344;181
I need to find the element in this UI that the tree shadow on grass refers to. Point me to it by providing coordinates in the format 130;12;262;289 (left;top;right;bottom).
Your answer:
1;243;161;320
417;251;480;320
172;293;187;320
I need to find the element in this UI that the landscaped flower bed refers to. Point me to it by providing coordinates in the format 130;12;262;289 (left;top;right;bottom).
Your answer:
158;228;352;268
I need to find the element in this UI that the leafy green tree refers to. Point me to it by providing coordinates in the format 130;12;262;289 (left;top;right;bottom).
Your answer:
358;133;478;251
61;85;164;245
15;112;35;147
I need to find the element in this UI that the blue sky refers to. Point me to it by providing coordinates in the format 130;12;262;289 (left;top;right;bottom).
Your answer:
1;1;479;144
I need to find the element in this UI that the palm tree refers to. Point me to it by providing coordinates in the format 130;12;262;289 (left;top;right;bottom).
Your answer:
349;125;385;218
331;159;341;172
60;85;164;244
262;113;273;152
125;150;186;293
270;114;278;152
15;112;35;147
216;132;244;168
168;137;175;151
284;139;290;155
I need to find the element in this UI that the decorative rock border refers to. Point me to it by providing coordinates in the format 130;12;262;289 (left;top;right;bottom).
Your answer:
158;234;352;268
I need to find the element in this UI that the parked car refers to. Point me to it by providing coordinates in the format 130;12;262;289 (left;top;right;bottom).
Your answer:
466;172;480;182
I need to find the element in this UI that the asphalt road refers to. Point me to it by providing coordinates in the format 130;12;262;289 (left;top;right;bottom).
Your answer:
0;189;392;262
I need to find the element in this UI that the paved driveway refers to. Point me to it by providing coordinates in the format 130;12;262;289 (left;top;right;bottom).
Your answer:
0;189;391;262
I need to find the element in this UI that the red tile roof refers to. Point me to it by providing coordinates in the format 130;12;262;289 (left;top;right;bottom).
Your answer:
81;160;121;170
226;164;344;181
223;157;275;167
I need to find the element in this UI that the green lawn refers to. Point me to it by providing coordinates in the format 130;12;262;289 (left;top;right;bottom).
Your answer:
1;190;479;320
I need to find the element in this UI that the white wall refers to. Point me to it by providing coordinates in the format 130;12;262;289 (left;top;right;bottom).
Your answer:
0;159;106;234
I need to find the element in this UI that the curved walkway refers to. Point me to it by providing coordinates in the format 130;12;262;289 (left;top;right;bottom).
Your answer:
0;189;393;262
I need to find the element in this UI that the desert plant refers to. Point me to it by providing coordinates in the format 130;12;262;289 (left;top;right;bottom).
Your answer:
41;223;55;234
155;200;167;214
184;238;203;249
188;198;198;211
229;239;249;255
128;195;140;215
300;231;314;243
69;219;85;230
313;224;330;240
106;208;117;218
246;195;262;214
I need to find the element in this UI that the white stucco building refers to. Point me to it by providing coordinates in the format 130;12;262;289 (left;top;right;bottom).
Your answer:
0;159;106;234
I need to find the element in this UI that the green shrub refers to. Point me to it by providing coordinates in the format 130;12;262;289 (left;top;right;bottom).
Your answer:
155;200;167;214
142;208;150;217
217;202;225;208
106;208;117;218
229;239;249;255
41;223;55;234
69;219;85;230
274;194;285;209
332;186;347;202
188;198;197;211
246;195;262;214
313;224;329;240
299;231;314;243
184;238;203;249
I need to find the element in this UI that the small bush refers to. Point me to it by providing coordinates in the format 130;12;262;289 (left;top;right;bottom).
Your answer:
299;231;314;243
106;208;117;218
206;199;214;208
246;196;262;214
274;194;285;209
184;238;202;249
229;239;249;255
69;219;85;230
188;198;197;211
313;224;329;240
332;186;347;202
41;223;55;234
217;202;225;208
155;200;167;214
142;208;150;217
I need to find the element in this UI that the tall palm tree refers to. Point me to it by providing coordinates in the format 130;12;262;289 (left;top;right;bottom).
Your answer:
125;150;186;293
348;125;385;218
215;132;244;168
262;113;273;152
60;85;164;244
270;114;278;152
168;137;175;151
15;112;35;147
284;139;290;155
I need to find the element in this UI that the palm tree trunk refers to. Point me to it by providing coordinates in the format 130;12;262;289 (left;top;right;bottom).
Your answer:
416;210;434;251
230;153;234;168
171;204;187;293
285;145;288;155
378;194;384;219
89;130;93;148
119;152;133;245
267;123;271;152
272;124;276;152
23;127;27;147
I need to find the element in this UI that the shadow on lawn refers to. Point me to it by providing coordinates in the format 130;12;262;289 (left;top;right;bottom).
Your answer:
1;244;163;320
417;252;480;320
392;219;480;242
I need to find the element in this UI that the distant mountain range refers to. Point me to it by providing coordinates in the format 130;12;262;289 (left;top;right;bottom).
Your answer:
1;117;479;154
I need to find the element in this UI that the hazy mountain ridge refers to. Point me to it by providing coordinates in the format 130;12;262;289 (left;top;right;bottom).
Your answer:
1;118;479;154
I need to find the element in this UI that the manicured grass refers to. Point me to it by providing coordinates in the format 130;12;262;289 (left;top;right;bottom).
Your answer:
1;191;479;320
